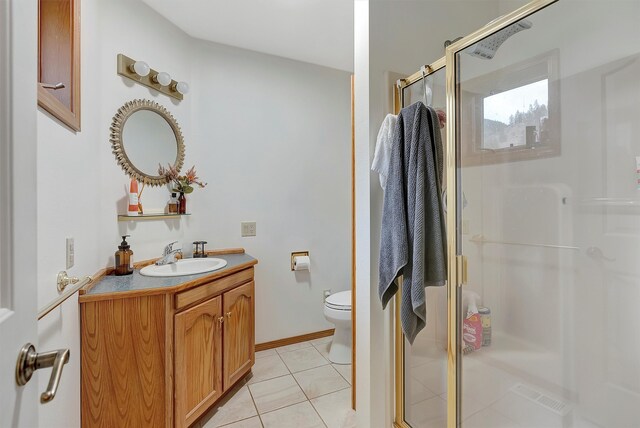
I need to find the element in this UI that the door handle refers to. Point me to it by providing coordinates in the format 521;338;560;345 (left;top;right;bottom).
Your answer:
456;255;468;286
40;82;65;90
15;343;70;403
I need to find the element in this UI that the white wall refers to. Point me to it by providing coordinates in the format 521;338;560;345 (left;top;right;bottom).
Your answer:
36;2;194;426
189;40;352;343
353;3;377;427
36;1;351;426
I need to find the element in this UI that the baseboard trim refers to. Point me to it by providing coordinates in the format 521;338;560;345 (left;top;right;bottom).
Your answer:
255;329;335;352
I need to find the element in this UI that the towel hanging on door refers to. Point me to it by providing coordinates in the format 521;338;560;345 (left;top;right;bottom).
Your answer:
378;101;447;344
372;114;398;190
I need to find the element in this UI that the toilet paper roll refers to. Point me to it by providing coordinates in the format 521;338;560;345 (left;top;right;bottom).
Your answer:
293;255;311;271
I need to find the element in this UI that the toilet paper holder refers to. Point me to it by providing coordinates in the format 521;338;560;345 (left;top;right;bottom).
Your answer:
291;251;309;271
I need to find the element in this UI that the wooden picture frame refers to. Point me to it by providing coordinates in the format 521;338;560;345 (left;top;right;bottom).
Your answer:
38;0;81;131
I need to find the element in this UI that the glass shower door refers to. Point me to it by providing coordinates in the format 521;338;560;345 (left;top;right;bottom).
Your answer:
400;65;449;428
454;1;640;427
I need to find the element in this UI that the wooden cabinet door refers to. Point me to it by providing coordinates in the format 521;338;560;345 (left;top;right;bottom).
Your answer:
223;281;255;389
175;296;223;428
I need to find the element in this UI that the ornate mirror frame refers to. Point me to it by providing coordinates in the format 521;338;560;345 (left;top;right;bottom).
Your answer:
110;99;185;186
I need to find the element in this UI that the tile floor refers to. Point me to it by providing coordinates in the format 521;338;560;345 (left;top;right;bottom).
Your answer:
197;335;356;428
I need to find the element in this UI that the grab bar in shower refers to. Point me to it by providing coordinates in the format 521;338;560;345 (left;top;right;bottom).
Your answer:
469;234;580;251
580;197;640;207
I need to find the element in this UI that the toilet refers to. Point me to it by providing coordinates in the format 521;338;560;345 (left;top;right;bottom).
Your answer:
323;290;352;364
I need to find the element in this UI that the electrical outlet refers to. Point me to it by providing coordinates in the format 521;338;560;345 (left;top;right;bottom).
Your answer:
323;289;332;301
66;237;75;269
241;221;256;237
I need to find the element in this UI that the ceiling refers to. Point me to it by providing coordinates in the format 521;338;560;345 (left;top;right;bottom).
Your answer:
141;0;354;72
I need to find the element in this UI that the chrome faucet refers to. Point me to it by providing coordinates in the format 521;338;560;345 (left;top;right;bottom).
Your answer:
156;241;182;265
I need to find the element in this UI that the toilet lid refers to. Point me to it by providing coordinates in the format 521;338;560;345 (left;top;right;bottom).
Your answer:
325;290;351;310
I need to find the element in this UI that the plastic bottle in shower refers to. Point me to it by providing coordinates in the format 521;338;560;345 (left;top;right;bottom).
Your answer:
479;307;491;346
463;297;483;352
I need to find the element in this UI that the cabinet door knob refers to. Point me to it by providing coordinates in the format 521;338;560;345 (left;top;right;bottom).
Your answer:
226;312;232;318
218;316;224;326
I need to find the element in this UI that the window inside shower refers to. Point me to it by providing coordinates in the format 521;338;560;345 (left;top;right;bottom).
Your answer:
482;78;548;149
460;50;560;166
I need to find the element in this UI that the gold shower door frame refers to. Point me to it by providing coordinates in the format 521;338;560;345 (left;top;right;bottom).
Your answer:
392;1;559;427
393;56;446;428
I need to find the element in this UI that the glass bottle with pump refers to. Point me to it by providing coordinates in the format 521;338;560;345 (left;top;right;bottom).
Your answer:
115;235;134;276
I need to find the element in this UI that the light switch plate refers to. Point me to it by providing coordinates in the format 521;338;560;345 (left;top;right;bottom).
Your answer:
66;237;75;269
241;221;256;237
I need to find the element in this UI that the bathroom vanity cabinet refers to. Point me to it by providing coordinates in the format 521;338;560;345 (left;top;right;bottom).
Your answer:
174;277;255;427
79;251;257;428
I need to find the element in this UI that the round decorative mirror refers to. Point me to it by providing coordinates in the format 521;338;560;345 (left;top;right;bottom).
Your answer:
110;99;185;186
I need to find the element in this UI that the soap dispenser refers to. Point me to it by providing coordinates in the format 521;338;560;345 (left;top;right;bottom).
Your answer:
115;235;134;276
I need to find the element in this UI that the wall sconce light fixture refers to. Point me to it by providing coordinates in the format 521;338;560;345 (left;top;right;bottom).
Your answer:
117;54;187;101
173;81;189;95
153;71;172;87
129;60;150;77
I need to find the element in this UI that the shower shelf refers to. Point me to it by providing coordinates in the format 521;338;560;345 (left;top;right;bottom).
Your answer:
469;234;579;251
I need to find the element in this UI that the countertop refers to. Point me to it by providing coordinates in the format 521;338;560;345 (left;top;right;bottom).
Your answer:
80;252;257;300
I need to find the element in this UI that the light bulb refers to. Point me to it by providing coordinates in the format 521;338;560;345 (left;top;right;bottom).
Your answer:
154;72;172;87
129;61;150;77
174;81;189;95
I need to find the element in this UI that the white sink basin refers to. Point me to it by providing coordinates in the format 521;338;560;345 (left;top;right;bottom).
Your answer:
140;258;228;277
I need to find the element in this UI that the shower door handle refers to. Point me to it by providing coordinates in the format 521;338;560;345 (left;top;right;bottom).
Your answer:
456;255;468;286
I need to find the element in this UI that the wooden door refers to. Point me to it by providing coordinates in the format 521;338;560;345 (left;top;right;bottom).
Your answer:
174;296;223;428
223;281;255;388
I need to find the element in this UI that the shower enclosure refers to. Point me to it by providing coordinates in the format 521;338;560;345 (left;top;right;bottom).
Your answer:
394;0;640;426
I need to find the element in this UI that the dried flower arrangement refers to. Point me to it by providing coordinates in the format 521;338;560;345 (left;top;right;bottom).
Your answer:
158;164;207;194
